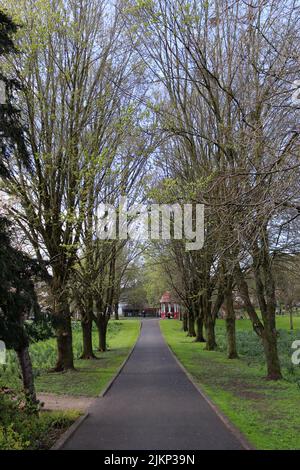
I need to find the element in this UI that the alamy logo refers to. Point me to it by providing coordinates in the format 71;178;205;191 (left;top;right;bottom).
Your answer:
95;198;204;251
291;340;300;365
0;340;6;365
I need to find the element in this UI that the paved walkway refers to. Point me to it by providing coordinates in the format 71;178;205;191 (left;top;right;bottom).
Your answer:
63;319;244;450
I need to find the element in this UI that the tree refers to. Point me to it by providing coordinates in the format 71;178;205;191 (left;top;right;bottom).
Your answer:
0;218;41;405
0;10;40;405
124;0;300;378
0;10;28;172
143;256;169;308
1;0;134;369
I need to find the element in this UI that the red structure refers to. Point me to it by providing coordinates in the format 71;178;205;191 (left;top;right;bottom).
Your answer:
159;291;181;319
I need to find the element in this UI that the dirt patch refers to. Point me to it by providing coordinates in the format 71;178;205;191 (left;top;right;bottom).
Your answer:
38;393;94;411
222;380;266;399
237;390;264;400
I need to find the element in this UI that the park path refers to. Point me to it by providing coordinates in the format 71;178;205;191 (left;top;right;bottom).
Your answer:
38;393;93;412
62;319;244;450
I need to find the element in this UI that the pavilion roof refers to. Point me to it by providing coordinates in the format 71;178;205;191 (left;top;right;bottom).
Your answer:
160;291;173;303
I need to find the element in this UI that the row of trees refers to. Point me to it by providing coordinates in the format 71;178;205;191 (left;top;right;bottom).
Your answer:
0;0;299;410
0;1;151;402
124;0;300;380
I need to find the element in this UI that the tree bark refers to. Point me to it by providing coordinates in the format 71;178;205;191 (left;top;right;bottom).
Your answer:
81;317;96;359
262;326;282;380
54;291;74;371
203;291;217;350
182;312;188;332
114;302;119;320
252;236;282;380
187;309;196;337
289;308;294;330
97;315;109;352
79;296;96;359
195;315;206;342
51;276;74;371
204;315;217;350
234;264;264;335
224;285;238;359
16;346;38;406
56;314;74;371
235;262;282;380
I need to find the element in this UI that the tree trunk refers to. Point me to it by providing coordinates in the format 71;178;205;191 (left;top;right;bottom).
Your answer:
114;302;119;320
253;236;282;380
54;295;74;371
52;280;74;371
182;312;188;332
97;316;109;352
56;313;74;371
203;291;217;350
235;262;282;380
195;316;206;342
262;326;282;380
225;287;238;359
81;317;96;359
204;315;217;350
234;264;264;335
187;309;196;337
289;308;294;330
16;346;38;406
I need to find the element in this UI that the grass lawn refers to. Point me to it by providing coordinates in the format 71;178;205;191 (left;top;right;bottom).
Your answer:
160;317;300;450
0;320;140;397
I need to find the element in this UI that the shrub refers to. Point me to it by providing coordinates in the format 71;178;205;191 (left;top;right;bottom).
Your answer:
0;425;29;450
0;393;78;449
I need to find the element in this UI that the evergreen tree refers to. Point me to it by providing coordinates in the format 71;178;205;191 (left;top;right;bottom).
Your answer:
0;10;29;177
0;218;40;404
0;11;40;405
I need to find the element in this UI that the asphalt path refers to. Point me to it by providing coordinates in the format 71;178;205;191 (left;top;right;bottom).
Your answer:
62;319;244;450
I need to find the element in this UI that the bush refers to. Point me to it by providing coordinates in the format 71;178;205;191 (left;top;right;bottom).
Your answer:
0;425;29;450
0;393;78;449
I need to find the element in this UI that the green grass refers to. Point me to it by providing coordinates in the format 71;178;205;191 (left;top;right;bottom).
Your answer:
214;318;300;383
0;320;140;397
160;317;300;450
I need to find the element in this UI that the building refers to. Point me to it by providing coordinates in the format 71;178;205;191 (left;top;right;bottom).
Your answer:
118;302;159;317
159;291;181;319
117;291;182;318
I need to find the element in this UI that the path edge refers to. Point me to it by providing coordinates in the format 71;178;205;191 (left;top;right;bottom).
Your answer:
159;321;254;451
99;320;143;397
51;320;142;450
51;412;89;450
